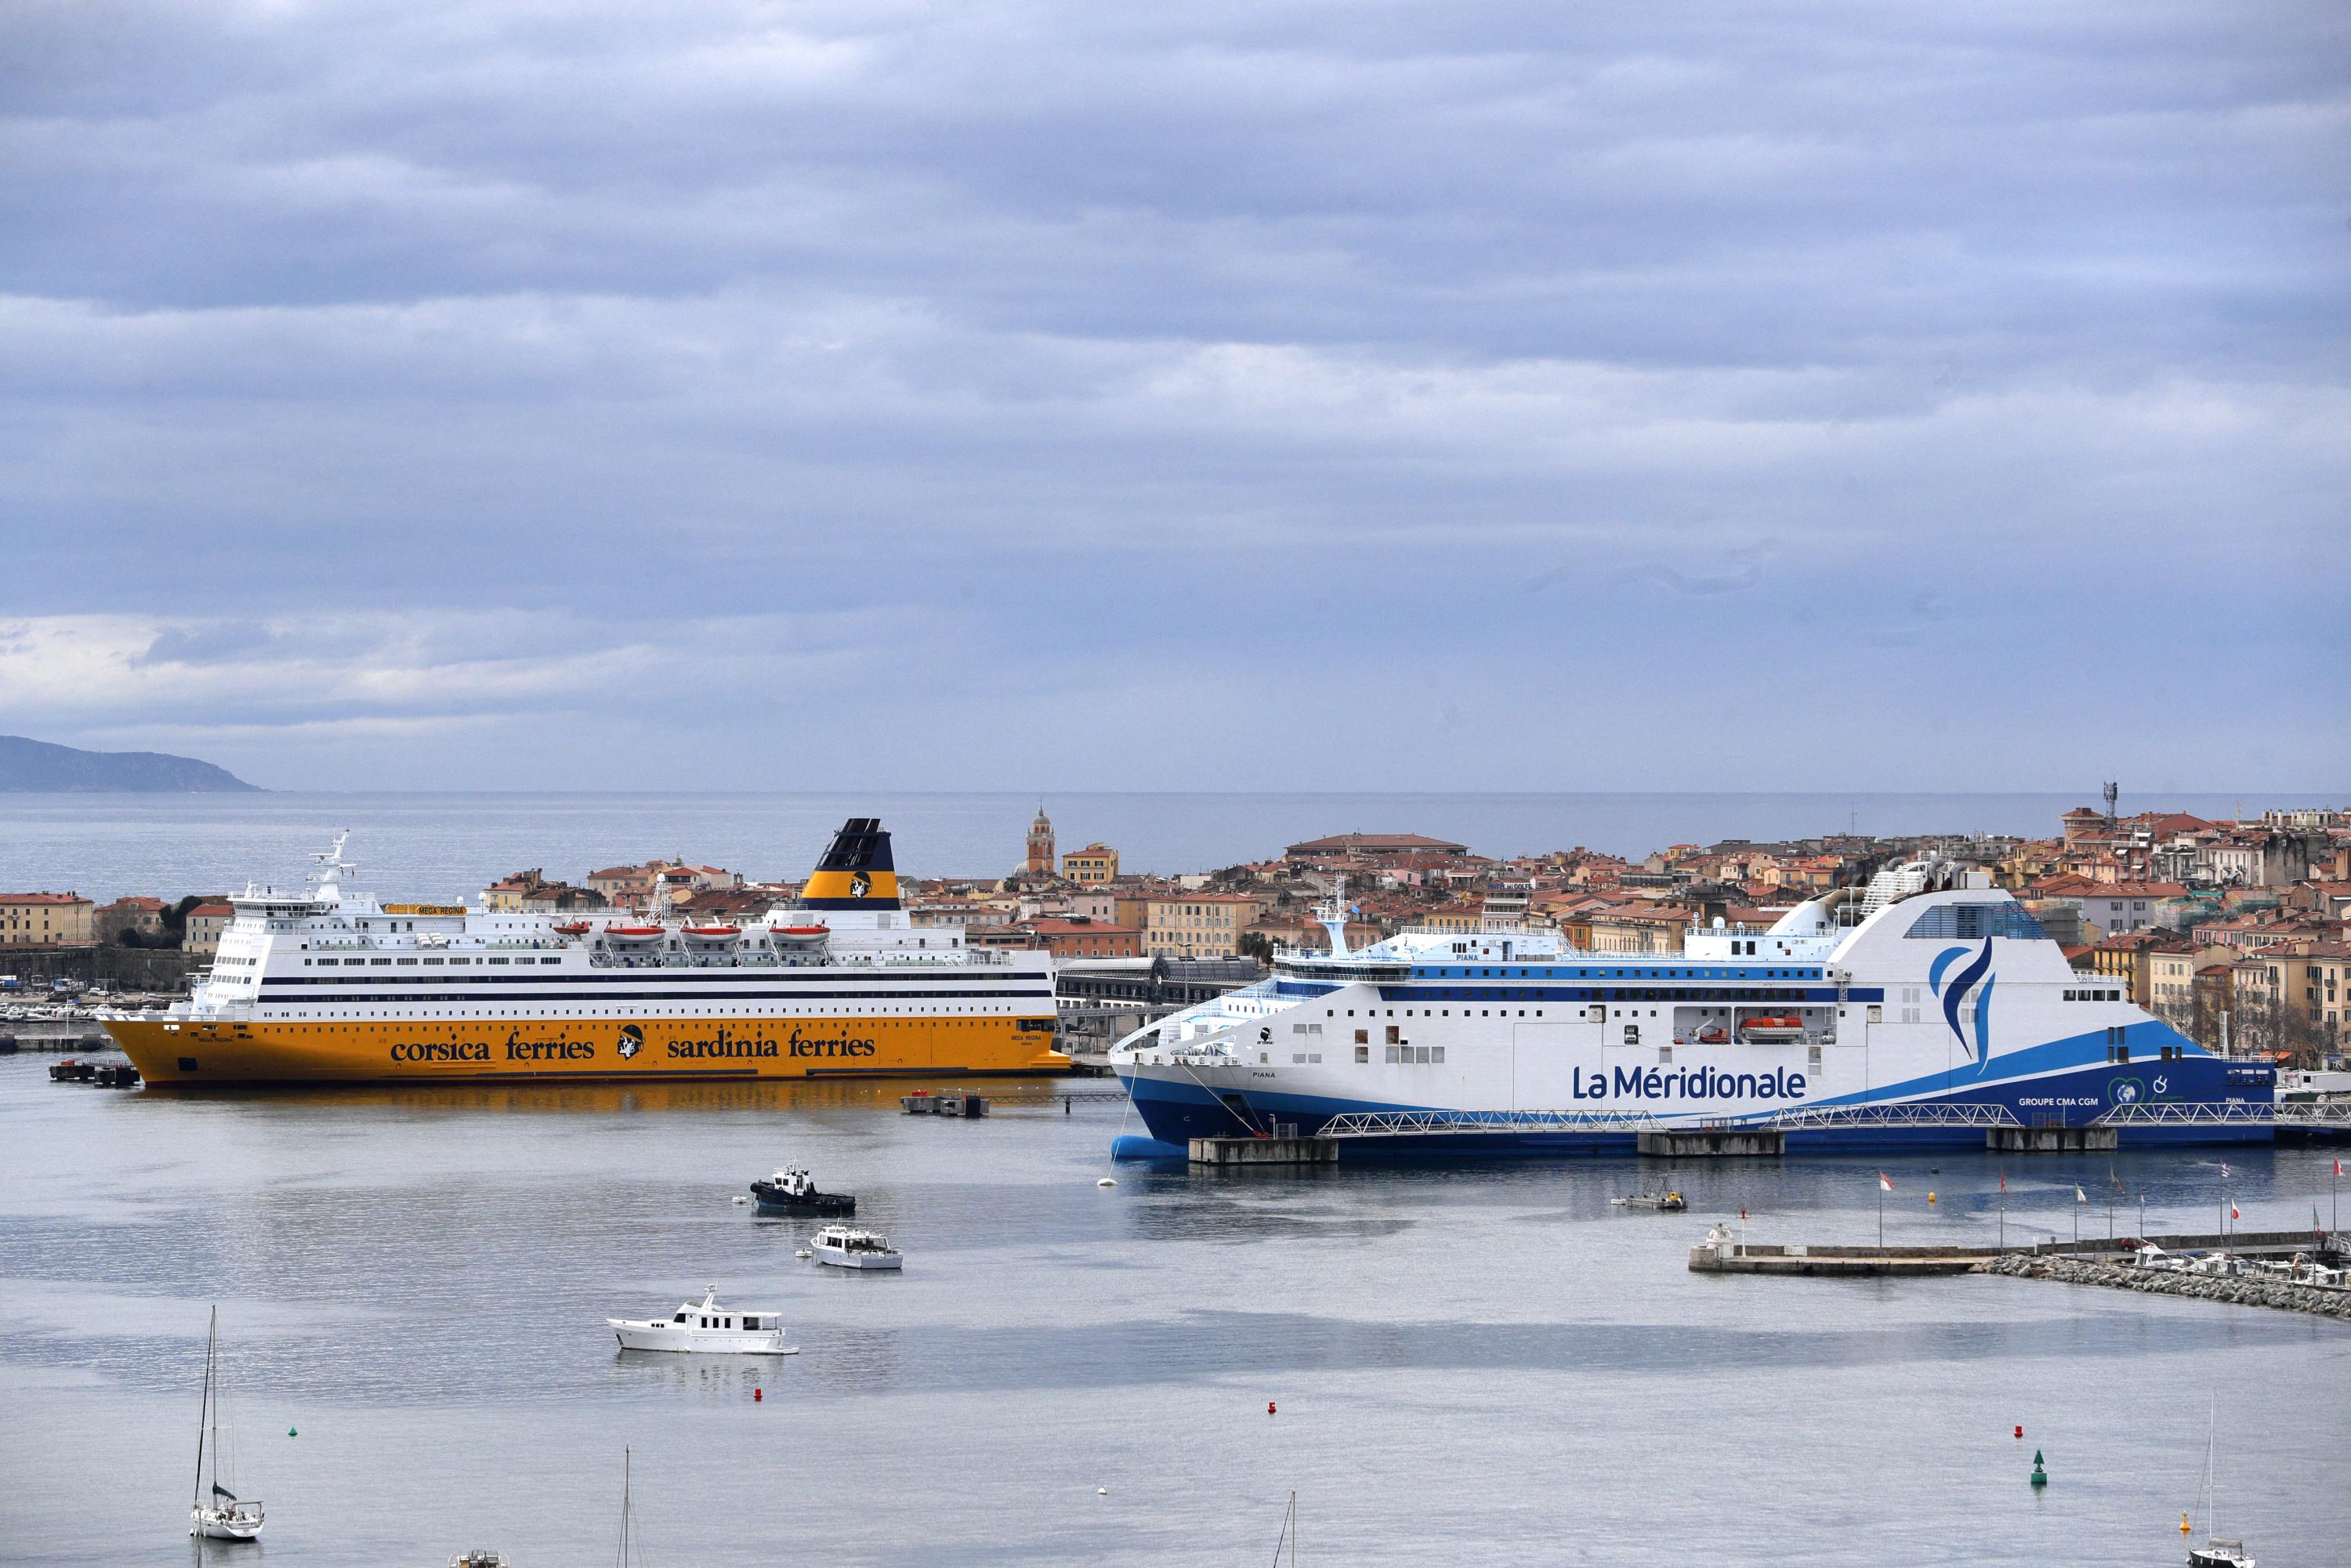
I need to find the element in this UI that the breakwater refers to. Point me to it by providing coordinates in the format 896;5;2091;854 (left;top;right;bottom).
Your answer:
1973;1252;2351;1321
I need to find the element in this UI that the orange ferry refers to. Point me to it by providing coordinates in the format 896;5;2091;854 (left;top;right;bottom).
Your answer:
103;819;1066;1085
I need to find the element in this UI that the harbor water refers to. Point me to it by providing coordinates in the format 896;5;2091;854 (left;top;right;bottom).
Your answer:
2;1059;2347;1566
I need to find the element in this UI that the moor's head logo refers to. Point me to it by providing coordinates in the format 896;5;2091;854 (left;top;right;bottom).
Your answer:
617;1024;644;1059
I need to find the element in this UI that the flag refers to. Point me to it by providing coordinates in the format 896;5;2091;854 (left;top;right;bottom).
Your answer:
2230;1204;2241;1221
2335;1158;2343;1178
2075;1186;2087;1204
1999;1171;2007;1193
2221;1162;2231;1179
1878;1172;1893;1193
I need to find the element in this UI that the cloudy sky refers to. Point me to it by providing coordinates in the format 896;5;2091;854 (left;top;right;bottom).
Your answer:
2;0;2345;791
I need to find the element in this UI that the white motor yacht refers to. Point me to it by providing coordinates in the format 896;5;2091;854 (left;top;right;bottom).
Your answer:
607;1286;797;1353
808;1226;903;1270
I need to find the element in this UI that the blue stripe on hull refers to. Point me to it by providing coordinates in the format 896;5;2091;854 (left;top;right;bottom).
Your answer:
1116;1055;2276;1156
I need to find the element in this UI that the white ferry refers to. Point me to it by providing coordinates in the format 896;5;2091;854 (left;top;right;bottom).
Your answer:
101;820;1064;1085
1110;861;2273;1153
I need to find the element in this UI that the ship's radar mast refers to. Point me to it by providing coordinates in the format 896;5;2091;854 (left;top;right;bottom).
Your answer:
1316;875;1352;958
309;831;355;901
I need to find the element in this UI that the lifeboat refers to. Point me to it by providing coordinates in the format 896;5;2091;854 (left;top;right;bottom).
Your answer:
605;925;665;942
682;925;741;940
552;922;592;936
1694;1024;1730;1046
1738;1016;1807;1042
770;925;829;947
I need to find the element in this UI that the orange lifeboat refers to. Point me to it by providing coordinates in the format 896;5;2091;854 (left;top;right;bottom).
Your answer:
770;925;829;947
1739;1016;1807;1042
552;922;592;936
682;925;741;940
606;925;665;941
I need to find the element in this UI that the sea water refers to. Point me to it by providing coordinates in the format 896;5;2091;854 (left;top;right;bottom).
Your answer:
2;1060;2346;1566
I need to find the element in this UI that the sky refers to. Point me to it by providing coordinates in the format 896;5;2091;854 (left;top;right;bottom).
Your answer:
1;0;2346;793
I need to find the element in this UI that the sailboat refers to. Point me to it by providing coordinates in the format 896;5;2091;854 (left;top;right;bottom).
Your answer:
2186;1393;2254;1568
190;1306;265;1541
1269;1490;1298;1568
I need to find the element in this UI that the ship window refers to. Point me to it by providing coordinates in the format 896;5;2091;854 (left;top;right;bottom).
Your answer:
673;1313;687;1323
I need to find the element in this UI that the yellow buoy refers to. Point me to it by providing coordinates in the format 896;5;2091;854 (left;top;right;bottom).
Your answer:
1928;1191;1937;1205
2181;1512;2192;1537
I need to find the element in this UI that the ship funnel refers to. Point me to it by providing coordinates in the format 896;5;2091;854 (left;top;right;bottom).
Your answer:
799;817;901;909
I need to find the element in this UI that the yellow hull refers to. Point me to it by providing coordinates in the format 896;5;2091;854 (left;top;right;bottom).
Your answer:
106;1014;1069;1086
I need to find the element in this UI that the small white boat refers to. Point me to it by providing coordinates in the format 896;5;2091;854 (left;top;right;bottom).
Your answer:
190;1305;265;1541
607;1285;798;1353
808;1226;903;1270
1610;1187;1687;1212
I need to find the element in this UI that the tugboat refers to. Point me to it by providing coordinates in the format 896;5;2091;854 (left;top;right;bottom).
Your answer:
808;1226;903;1270
607;1285;797;1354
748;1166;856;1217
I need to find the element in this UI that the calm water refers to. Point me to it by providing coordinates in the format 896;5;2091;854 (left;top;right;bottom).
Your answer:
2;1060;2347;1566
1;791;2336;903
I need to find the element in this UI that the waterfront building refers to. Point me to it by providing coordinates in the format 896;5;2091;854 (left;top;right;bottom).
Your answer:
0;891;94;947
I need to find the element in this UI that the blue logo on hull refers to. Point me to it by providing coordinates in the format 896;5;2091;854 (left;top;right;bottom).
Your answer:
1930;938;1995;1074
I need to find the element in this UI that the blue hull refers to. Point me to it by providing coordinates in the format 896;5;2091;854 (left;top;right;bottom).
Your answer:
1114;1056;2275;1158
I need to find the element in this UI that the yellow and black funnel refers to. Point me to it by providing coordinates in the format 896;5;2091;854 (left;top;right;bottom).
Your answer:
799;817;900;909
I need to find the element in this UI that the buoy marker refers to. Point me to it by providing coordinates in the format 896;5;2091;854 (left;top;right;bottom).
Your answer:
754;1388;763;1402
1267;1400;1277;1416
1097;1177;1117;1187
2029;1450;2048;1488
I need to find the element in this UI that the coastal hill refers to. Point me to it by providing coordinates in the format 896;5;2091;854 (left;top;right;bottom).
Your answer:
0;734;260;792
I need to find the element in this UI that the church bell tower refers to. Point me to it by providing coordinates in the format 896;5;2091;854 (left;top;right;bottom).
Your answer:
1023;805;1055;877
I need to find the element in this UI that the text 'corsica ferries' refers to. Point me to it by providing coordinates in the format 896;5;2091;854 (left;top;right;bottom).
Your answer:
1110;863;2273;1153
103;820;1064;1085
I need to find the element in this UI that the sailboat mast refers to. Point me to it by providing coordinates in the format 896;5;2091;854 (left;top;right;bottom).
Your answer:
194;1306;216;1512
617;1446;632;1568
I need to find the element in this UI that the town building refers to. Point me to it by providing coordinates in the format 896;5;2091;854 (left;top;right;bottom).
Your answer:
183;901;234;957
1283;831;1469;866
1012;917;1143;960
1061;842;1118;883
96;895;167;944
0;892;95;947
1144;892;1261;959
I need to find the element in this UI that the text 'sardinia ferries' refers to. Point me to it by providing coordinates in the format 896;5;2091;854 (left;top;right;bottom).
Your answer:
1110;862;2273;1153
102;820;1064;1085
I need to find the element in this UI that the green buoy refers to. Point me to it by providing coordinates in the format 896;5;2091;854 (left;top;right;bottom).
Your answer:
2029;1450;2047;1488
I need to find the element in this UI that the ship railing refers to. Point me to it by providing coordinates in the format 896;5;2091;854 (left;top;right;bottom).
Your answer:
1320;1108;1668;1138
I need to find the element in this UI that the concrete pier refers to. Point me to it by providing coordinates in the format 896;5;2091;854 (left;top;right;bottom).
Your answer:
1638;1127;1784;1158
1188;1135;1338;1166
1987;1124;2118;1153
1690;1241;1992;1276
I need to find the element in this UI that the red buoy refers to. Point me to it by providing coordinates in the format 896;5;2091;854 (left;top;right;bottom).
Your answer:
755;1389;763;1402
2014;1425;2023;1439
1267;1401;1277;1416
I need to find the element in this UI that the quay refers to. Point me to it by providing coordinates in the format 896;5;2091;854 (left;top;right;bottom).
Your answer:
1692;1227;2348;1278
1189;1134;1339;1167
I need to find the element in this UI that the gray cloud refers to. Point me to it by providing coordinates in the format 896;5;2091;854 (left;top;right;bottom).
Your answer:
0;0;2344;790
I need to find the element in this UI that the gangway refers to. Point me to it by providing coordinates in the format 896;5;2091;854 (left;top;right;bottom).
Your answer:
1317;1108;1665;1139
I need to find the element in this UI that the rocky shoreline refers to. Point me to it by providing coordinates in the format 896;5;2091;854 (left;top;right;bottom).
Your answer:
1974;1252;2351;1320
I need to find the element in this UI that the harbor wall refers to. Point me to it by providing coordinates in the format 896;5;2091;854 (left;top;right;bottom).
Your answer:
1975;1252;2351;1321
